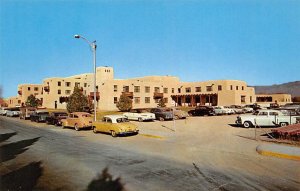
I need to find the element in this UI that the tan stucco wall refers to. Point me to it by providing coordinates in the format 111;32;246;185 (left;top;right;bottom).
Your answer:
256;93;292;106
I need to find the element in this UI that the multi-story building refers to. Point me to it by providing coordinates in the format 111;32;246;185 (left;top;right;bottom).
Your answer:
7;66;286;111
256;93;292;107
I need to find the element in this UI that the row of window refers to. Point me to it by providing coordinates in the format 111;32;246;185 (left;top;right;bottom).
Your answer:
26;87;39;91
57;81;88;88
114;85;245;94
113;97;168;104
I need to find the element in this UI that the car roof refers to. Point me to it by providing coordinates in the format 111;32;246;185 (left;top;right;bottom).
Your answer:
104;115;127;119
71;112;90;115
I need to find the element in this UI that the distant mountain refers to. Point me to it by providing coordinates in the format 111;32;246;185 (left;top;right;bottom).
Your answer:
252;81;300;97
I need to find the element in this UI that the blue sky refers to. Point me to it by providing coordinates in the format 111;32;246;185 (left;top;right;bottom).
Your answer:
1;0;299;98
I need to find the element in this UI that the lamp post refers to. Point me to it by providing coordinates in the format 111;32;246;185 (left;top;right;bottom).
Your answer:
74;34;97;121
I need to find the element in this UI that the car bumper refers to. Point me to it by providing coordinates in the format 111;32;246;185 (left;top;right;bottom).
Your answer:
118;130;139;135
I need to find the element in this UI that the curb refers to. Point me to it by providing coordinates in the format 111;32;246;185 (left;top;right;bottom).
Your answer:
256;143;300;161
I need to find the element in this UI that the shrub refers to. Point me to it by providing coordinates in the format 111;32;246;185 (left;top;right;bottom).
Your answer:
66;86;89;113
116;95;132;111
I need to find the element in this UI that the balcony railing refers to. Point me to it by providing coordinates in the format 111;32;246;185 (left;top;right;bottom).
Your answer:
153;92;163;99
122;92;133;98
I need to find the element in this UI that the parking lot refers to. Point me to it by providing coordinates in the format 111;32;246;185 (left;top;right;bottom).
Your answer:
1;114;299;191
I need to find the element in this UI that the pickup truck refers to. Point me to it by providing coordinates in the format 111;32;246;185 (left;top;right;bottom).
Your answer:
236;109;300;128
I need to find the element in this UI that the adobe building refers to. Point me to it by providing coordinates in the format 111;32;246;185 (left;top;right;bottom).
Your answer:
8;66;292;111
34;66;257;110
256;93;292;107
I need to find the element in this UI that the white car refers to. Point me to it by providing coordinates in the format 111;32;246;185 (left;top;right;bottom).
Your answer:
0;108;8;116
6;110;21;117
222;106;235;115
236;109;300;128
123;109;156;122
213;106;227;115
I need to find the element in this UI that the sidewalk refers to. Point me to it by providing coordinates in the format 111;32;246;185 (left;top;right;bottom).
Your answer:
256;143;300;161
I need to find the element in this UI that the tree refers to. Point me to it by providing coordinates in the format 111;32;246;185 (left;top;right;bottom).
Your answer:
25;94;40;107
116;95;132;111
67;86;89;113
157;98;166;108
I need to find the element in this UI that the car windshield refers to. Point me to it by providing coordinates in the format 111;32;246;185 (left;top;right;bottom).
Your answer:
116;118;129;123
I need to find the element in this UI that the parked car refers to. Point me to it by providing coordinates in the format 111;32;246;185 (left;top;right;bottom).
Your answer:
61;112;93;131
228;105;245;114
30;110;50;122
6;107;21;117
188;105;215;116
150;108;173;121
92;115;139;137
123;109;155;122
19;107;36;120
213;106;227;115
0;107;8;116
171;108;189;119
236;109;300;128
45;111;68;126
242;105;254;113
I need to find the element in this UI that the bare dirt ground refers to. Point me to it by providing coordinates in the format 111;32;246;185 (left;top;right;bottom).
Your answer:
0;115;299;191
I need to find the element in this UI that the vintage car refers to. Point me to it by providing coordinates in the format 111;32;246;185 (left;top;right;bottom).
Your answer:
150;108;173;121
123;109;155;122
188;105;215;116
0;107;8;116
213;106;227;115
45;111;68;126
19;107;36;120
61;112;93;131
30;110;50;122
228;105;245;114
92;115;139;137
172;108;189;119
6;108;21;117
236;109;300;128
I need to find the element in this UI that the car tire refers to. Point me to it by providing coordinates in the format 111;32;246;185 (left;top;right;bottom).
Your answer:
92;127;97;134
74;124;80;131
243;121;252;128
111;130;117;137
159;117;165;121
279;122;288;127
138;117;143;122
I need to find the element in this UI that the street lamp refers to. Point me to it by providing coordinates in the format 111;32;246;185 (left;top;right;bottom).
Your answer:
74;34;97;121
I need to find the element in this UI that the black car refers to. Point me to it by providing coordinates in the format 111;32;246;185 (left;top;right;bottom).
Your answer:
188;105;215;116
30;110;50;122
150;108;173;121
45;112;68;126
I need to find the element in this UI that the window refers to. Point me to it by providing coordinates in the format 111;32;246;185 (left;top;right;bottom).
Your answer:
195;87;201;92
28;87;31;91
123;86;129;92
178;88;181;93
34;87;39;91
65;82;71;87
114;97;118;104
65;90;71;95
75;82;80;87
230;85;233;90
236;86;239;90
58;90;61;95
134;86;140;93
155;99;159;103
145;86;150;93
134;97;140;104
145;97;150;103
163;98;168;103
163;88;168;94
154;87;160;93
84;83;87;87
269;112;279;116
241;96;246;103
250;96;252;103
258;112;268;116
206;86;213;92
58;81;61;86
172;88;174;93
185;87;191;93
114;85;118;92
242;86;244;90
218;85;222;91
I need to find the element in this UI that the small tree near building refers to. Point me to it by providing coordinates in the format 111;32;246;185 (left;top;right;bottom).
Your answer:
116;95;132;111
67;86;89;113
157;98;166;108
25;94;40;107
